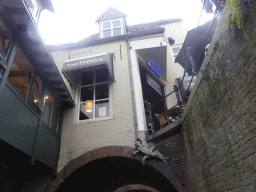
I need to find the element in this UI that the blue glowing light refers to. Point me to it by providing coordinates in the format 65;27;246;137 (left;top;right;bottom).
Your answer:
147;62;161;78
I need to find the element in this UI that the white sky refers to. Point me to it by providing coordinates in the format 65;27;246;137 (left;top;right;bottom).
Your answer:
38;0;213;45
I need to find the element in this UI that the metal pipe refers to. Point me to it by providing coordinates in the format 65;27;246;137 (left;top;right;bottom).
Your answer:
177;0;207;90
126;38;138;140
147;103;155;133
152;90;175;108
174;85;183;113
186;4;218;94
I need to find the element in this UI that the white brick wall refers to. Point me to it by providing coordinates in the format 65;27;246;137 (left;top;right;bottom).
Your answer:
51;41;136;172
51;21;189;172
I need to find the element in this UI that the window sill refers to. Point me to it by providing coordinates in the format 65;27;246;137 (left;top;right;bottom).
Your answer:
75;116;113;124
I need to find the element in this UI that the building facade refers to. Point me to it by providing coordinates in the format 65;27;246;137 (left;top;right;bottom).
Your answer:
0;2;192;192
1;1;254;191
48;7;190;175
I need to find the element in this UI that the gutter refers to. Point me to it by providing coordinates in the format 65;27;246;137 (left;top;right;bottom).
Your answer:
48;28;165;51
126;38;138;140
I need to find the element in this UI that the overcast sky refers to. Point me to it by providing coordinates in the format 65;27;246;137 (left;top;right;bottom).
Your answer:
38;0;213;44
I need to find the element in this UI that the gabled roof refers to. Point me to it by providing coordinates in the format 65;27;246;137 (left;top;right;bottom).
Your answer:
48;18;182;50
128;19;181;34
95;7;127;22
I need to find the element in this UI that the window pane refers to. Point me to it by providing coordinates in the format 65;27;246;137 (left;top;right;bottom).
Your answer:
0;19;11;63
42;91;54;127
113;28;122;36
113;20;121;27
7;46;34;99
96;68;108;83
95;84;108;100
81;86;93;102
172;47;181;55
29;75;43;111
102;21;111;29
80;102;94;120
81;71;93;85
95;100;109;118
103;30;111;38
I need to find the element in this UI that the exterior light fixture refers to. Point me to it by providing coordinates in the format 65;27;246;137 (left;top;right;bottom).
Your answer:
167;37;175;45
45;95;49;99
34;99;38;102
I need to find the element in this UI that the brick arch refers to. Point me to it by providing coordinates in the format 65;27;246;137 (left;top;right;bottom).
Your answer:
113;184;159;192
46;146;185;192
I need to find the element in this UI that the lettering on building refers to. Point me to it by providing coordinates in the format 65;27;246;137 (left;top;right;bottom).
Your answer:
64;56;104;69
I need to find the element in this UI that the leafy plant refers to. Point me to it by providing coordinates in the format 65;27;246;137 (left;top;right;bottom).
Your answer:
224;0;249;39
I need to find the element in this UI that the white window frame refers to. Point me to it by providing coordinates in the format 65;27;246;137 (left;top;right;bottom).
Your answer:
171;46;182;62
101;18;123;38
76;68;113;124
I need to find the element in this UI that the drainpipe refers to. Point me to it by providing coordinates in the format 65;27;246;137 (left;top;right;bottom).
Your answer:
125;38;138;140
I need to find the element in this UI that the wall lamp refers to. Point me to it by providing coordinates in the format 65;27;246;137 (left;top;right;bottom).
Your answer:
167;37;175;45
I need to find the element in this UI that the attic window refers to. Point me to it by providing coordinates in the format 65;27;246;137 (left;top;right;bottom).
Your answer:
101;18;123;38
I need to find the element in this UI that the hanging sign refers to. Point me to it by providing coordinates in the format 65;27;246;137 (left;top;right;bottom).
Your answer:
146;73;162;96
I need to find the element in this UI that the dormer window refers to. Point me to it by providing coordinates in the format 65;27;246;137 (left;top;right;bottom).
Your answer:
96;7;127;38
101;19;123;38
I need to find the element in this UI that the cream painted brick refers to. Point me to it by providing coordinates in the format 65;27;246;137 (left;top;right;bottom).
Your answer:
52;41;136;172
162;21;192;45
53;22;190;172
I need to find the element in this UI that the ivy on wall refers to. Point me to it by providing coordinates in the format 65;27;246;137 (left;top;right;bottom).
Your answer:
224;0;249;39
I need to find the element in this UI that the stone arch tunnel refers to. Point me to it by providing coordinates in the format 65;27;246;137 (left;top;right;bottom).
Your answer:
47;146;184;192
55;157;177;192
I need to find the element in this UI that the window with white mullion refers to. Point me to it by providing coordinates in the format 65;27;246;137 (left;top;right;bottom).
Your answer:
80;97;108;104
79;67;110;120
95;98;109;102
101;19;123;38
81;81;110;88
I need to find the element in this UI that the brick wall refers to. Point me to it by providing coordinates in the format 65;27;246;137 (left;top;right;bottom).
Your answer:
46;146;185;192
182;7;256;192
113;184;159;192
153;129;194;192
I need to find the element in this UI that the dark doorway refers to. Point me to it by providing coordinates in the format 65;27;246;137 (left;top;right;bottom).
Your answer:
56;157;177;192
139;65;166;114
139;65;166;132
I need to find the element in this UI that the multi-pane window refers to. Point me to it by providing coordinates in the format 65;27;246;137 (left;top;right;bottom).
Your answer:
101;19;123;38
6;45;55;127
0;20;11;77
171;46;181;61
28;74;43;111
42;90;54;127
79;67;110;120
7;46;34;100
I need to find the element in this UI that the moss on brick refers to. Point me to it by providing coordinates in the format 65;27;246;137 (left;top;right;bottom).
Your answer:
183;6;256;192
